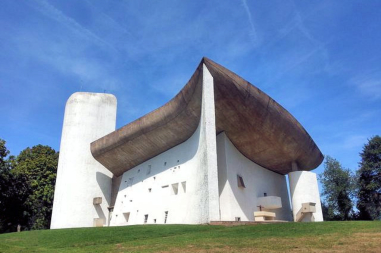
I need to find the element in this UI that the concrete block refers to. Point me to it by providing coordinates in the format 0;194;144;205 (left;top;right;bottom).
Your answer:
254;211;276;221
93;218;104;227
93;197;102;205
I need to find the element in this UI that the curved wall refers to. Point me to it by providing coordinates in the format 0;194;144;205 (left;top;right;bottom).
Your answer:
217;132;293;221
51;92;117;229
289;171;323;222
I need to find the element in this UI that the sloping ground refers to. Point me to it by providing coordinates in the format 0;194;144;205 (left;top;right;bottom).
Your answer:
0;221;380;253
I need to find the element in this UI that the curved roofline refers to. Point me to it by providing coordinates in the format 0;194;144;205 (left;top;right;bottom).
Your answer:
91;57;323;176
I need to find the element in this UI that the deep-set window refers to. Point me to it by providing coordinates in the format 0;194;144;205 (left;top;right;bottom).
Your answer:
237;175;245;188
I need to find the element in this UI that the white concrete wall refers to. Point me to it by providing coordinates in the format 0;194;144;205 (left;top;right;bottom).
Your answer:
111;64;220;225
217;132;293;221
51;92;117;229
110;122;203;225
289;171;323;222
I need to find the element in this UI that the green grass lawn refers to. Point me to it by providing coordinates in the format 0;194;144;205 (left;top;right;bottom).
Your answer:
0;221;380;252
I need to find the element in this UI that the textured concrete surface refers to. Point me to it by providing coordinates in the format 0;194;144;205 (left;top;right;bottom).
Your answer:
91;57;323;177
50;92;117;229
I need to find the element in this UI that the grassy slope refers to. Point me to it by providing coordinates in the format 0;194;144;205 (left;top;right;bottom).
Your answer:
0;221;380;253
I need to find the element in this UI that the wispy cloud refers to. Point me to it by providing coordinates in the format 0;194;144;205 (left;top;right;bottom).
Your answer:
241;0;260;47
351;71;381;101
31;0;115;51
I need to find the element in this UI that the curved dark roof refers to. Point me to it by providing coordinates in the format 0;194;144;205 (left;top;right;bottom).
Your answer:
91;57;323;176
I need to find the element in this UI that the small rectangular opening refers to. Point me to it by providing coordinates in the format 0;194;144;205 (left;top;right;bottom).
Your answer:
171;183;179;195
144;214;148;224
154;219;156;223
181;181;186;193
124;212;130;223
148;188;152;192
237;175;245;188
235;217;241;221
164;211;168;224
162;185;168;188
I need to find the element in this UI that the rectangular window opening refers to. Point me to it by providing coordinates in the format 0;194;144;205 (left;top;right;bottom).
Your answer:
235;217;241;222
164;211;168;224
144;214;148;224
181;181;186;193
148;188;152;192
154;219;156;223
237;175;245;188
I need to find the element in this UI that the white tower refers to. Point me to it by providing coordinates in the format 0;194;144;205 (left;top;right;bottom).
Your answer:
51;92;117;229
289;171;323;222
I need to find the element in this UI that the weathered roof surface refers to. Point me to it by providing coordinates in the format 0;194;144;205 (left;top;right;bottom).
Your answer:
91;57;323;176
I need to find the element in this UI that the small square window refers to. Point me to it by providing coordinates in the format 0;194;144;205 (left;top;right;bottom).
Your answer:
148;188;152;193
235;217;241;221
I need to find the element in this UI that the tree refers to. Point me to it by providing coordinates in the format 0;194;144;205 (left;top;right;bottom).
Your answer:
0;139;12;232
0;139;28;233
357;135;381;220
12;145;59;230
319;156;355;220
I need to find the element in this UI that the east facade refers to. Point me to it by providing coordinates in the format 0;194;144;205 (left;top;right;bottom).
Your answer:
51;58;324;229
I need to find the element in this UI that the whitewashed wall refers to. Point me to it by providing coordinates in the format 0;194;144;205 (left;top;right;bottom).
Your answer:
110;123;202;225
111;64;220;225
289;171;323;222
51;92;117;229
217;132;293;221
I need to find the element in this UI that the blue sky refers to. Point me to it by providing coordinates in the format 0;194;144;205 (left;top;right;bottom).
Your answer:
1;0;380;176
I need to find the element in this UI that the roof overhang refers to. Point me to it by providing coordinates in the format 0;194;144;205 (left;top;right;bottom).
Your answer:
91;57;323;176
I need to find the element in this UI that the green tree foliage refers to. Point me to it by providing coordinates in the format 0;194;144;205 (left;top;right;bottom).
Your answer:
319;156;355;220
0;140;58;233
357;135;381;220
13;145;59;230
0;139;12;232
0;139;28;233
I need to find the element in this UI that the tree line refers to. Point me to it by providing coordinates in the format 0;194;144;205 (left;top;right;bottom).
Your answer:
319;135;381;221
0;139;58;233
